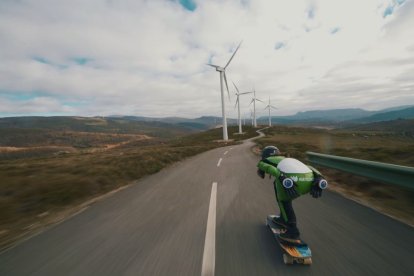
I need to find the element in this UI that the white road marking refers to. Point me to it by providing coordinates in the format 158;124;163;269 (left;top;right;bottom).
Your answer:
230;147;233;150
224;151;228;155
217;158;222;167
201;182;217;276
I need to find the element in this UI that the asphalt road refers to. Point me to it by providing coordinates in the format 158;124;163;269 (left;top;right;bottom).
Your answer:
1;134;414;275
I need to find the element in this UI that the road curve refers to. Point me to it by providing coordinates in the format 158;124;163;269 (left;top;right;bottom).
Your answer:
1;134;413;275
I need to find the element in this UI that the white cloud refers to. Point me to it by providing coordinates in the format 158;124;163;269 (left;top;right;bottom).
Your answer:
0;96;75;115
0;0;413;118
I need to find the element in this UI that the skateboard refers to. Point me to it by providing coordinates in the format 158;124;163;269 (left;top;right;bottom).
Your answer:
266;215;312;265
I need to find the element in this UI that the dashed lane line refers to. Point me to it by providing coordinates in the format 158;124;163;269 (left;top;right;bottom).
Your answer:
201;182;217;276
217;158;222;167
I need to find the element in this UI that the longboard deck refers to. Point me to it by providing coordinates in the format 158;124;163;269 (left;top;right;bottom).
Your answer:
266;215;312;265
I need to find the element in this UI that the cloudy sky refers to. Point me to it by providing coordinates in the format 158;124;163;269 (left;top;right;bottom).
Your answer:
0;0;413;118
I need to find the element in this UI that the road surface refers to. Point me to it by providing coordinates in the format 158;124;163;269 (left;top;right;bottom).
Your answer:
1;135;413;275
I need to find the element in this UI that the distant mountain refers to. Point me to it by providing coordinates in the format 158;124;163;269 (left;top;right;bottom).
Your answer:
257;108;373;125
114;106;414;129
111;115;190;123
374;105;413;113
109;115;238;130
349;107;414;124
291;108;373;121
3;105;412;132
257;106;414;126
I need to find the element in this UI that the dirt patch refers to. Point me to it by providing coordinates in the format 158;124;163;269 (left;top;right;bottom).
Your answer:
0;146;75;152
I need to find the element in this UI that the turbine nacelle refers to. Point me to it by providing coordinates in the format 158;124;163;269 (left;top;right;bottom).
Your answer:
233;82;252;108
265;105;278;110
249;98;263;105
265;97;277;110
207;64;224;72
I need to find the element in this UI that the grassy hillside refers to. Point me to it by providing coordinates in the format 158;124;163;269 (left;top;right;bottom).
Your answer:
0;129;149;148
0;116;193;138
344;119;414;136
0;125;258;250
256;126;414;165
0;116;199;160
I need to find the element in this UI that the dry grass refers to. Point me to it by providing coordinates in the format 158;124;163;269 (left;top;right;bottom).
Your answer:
0;126;258;250
255;125;414;226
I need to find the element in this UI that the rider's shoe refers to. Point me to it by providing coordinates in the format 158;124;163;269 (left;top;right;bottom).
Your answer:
279;230;301;244
272;216;288;229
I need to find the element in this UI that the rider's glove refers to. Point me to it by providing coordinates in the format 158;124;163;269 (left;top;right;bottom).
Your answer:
257;169;265;179
279;174;299;198
310;177;328;198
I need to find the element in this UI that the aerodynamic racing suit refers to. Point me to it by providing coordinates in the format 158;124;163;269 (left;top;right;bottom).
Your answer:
257;153;327;243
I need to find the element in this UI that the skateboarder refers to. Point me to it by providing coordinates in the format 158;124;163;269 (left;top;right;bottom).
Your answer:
257;146;328;243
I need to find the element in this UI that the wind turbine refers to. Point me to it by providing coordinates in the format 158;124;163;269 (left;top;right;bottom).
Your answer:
249;89;263;127
264;96;277;126
233;82;252;134
207;41;242;141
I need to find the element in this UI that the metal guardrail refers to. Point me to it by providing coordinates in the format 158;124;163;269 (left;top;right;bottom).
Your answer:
306;152;414;190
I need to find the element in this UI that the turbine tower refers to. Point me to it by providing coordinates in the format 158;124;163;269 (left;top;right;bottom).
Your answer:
207;41;242;141
249;89;263;127
264;96;277;126
233;81;252;134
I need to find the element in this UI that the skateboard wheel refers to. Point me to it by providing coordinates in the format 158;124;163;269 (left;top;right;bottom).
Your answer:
303;258;312;265
283;254;294;265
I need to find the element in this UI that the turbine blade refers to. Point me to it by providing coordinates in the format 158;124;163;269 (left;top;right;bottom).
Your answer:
256;98;264;103
206;63;219;69
223;72;230;100
239;91;252;95
235;98;239;108
249;99;254;106
232;81;240;93
224;41;242;69
271;105;278;109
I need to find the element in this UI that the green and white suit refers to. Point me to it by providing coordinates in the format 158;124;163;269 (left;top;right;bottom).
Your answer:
258;156;322;234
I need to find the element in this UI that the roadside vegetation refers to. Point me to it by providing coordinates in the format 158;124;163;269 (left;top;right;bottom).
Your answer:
0;124;258;250
255;124;414;226
3;118;411;250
